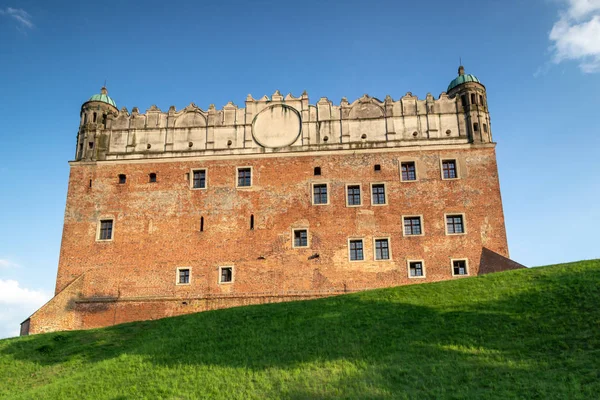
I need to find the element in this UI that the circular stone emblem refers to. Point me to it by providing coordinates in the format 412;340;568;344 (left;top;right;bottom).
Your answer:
252;104;302;148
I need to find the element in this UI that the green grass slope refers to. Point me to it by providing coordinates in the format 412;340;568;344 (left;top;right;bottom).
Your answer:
1;260;599;400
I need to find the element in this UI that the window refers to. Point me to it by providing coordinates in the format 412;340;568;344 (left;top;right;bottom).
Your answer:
97;219;113;241
403;216;423;236
442;160;458;180
93;112;97;123
250;214;254;230
401;161;416;181
200;216;204;232
219;266;233;283
192;169;206;189
293;229;308;248
452;259;468;276
374;164;381;172
471;94;476;104
346;184;361;206
237;167;252;187
313;183;328;205
473;123;479;132
371;183;386;205
177;268;190;285
461;95;468;107
479;95;484;105
374;238;390;260
149;173;157;183
483;124;488;133
314;167;321;176
118;174;126;184
409;261;425;278
446;214;465;234
349;239;364;261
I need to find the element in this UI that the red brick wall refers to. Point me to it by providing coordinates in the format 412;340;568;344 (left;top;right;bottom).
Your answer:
32;145;508;333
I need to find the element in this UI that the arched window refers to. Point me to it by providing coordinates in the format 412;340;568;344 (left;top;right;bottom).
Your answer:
250;214;254;230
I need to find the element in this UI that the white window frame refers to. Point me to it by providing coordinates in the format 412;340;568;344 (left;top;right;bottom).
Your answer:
345;183;362;207
440;158;460;180
347;238;365;262
176;267;192;285
236;166;253;188
451;258;470;277
219;265;235;284
370;182;388;206
373;237;392;261
96;217;115;242
444;213;467;235
407;259;426;279
402;215;425;237
311;182;330;206
190;168;208;190
400;160;418;182
292;228;310;248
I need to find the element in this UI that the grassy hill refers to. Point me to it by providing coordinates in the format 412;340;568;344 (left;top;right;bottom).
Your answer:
1;260;599;399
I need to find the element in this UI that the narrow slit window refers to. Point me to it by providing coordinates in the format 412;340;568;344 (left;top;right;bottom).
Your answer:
200;216;204;232
461;95;468;107
471;94;476;104
89;179;92;188
93;112;97;123
483;124;488;133
250;214;254;230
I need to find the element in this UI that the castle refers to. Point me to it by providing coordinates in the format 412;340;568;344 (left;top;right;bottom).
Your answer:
21;67;524;335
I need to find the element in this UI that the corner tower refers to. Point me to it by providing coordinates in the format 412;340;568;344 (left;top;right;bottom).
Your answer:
447;66;491;143
76;87;118;161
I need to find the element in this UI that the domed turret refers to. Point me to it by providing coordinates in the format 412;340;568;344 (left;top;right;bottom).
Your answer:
87;86;117;108
76;86;119;161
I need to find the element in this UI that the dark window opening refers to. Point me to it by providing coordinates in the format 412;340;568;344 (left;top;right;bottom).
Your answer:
483;124;488;133
178;268;190;284
313;184;328;204
93;112;97;123
347;185;361;206
442;160;457;179
471;94;476;104
99;220;113;240
372;184;386;205
192;170;206;189
461;95;468;107
220;267;233;283
453;260;468;275
374;164;381;172
349;239;364;261
401;161;416;181
89;179;92;188
294;229;308;247
446;215;465;234
314;167;321;176
200;216;204;232
410;261;424;277
149;173;157;183
88;142;94;149
479;95;484;105
78;142;83;157
404;217;422;236
102;114;107;127
84;114;88;124
250;214;254;230
118;174;126;184
238;168;251;187
473;123;479;132
375;239;390;260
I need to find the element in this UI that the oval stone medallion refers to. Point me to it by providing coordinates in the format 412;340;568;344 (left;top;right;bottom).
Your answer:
252;104;302;148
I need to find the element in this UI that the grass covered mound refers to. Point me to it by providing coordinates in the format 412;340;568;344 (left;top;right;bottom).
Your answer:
1;260;599;399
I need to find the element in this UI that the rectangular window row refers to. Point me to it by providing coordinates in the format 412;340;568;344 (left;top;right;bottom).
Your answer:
176;266;234;285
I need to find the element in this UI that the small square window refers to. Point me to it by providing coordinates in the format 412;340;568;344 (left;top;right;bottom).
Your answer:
409;261;424;278
314;167;321;176
403;216;422;236
313;183;328;205
98;219;113;241
149;173;157;183
192;169;206;189
219;266;233;283
349;239;364;261
346;185;361;206
453;259;468;276
118;174;126;184
237;167;252;187
374;164;381;172
293;229;308;248
371;184;386;205
401;161;416;181
374;238;390;260
446;214;465;234
177;268;190;285
442;160;458;180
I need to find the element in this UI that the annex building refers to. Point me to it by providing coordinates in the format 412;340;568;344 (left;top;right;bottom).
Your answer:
22;66;524;335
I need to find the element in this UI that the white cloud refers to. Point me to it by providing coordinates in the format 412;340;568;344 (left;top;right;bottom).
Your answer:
549;0;600;73
0;7;34;29
0;259;20;268
0;280;51;339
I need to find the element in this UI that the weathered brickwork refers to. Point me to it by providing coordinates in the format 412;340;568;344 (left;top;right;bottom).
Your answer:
23;67;522;335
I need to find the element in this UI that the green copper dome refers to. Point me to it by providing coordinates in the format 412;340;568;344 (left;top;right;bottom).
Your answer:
87;87;117;108
447;66;481;92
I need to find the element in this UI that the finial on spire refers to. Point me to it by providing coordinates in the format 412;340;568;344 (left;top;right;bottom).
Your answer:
458;65;465;76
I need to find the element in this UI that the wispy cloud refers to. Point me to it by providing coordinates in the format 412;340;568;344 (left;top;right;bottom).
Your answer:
0;279;50;339
0;259;20;268
0;7;34;30
549;0;600;73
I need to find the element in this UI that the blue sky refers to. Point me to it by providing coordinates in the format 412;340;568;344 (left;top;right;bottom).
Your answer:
1;0;599;338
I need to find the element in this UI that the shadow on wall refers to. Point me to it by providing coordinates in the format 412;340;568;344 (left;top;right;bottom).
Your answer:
2;262;599;398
